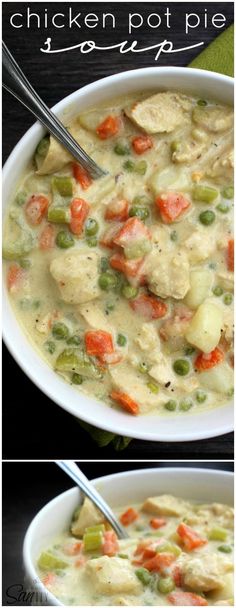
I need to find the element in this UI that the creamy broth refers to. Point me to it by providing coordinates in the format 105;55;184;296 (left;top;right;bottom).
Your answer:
3;90;234;416
37;494;234;606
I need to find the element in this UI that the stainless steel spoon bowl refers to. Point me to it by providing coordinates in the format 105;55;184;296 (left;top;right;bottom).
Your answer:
2;42;106;179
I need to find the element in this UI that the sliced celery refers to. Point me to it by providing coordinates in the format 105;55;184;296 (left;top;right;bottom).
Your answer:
156;541;182;556
38;551;68;571
208;527;228;541
48;207;71;224
192;185;218;203
55;349;102;379
52;176;73;198
83;530;103;552
3;236;33;260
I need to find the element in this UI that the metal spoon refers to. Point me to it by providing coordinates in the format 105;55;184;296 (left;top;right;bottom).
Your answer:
56;460;129;539
2;42;106;179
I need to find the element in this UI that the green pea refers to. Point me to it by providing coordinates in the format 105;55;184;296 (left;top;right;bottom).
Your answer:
85;218;99;236
117;333;127;347
184;346;195;356
199;210;216;226
123;160;135;172
157;576;175;594
129;206;149;220
196;390;207;404
224;293;233;305
122;284;139;299
56;230;74;249
135;568;152;586
170;230;178;242
222;185;234;199
218;545;232;553
67;335;81;346
197;99;207;106
216;202;230;214
72;372;83;385
133;195;152;206
135;160;147;175
100;257;109;272
213;286;223;296
147;382;159;394
164;400;177;411
86;237;98;247
138;362;150;374
19;258;31;269
114;141;130;155
15;191;27;206
179;398;193;411
44;340;56;354
36;135;50;158
106;302;115;312
173;359;190;376
52;322;70;340
99;272;117;291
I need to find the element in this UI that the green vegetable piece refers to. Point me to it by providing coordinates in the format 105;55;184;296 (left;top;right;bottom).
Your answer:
184;346;195;356
222;185;234;199
138;362;150;374
216;202;230;214
199;210;216;226
135;160;147;175
85;218;99;236
123;159;135;172
72;372;83;385
171;141;181;152
52;322;70;340
99;272;118;291
3;236;33;260
197;99;207;106
179;398;193;411
158;577;175;594
87;237;98;247
15;191;27;206
208;527;228;541
124;239;152;259
173;359;190;376
135;568;152;586
100;257;109;272
67;335;81;346
133;195;152;206
55;349;102;380
129;206;149;221
44;340;56;355
114;141;130;155
164;400;177;411
224;293;233;305
38;552;68;571
170;230;178;242
48;207;71;224
56;230;74;249
227;387;234;398
83;526;104;552
19;258;31;269
218;545;232;553
118;553;129;559
147;382;159;394
117;334;127;347
86;525;105;534
195;390;207;404
193;185;218;203
122;284;139;299
156;542;181;556
213;286;223;297
36;136;50;158
52;176;73;198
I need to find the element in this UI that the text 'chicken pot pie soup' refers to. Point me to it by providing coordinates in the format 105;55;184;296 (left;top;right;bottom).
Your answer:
3;90;234;417
37;494;234;606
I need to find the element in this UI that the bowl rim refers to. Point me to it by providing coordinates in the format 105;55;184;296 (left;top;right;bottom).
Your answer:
23;466;234;606
3;66;234;442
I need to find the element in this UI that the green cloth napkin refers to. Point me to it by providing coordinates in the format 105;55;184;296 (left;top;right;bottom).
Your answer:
78;25;234;450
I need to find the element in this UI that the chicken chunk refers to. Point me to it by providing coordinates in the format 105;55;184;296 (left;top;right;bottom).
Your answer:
71;498;103;537
78;301;113;333
181;553;233;593
172;139;206;164
144;249;190;300
85;556;142;595
148;353;176;386
206;146;234;181
135;323;160;351
50;250;101;304
125;92;191;134
192;106;233;133
183;227;216;263
216;271;234;292
109;363;166;413
142;494;189;517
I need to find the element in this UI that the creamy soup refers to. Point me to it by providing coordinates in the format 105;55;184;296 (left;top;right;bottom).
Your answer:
37;494;234;605
3;90;234;417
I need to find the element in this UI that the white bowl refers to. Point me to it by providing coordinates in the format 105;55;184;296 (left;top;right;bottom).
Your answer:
3;67;234;442
23;466;234;606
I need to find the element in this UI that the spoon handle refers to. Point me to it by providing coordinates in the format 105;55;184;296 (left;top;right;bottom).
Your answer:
56;461;129;539
2;42;106;179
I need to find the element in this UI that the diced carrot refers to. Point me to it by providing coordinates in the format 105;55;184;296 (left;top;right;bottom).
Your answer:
105;198;129;222
7;264;25;292
75;557;86;567
168;591;208;606
120;507;139;526
25;194;49;225
114;217;150;248
96;115;121;139
69;198;90;235
143;552;175;573
100;223;122;248
132;135;153;155
177;523;207;551
102;530;119;556
142;547;157;560
42;572;57;587
130;293;168;320
195;347;224;372
171;565;182;587
110;391;139;415
110;252;143;278
72;162;92;190
227;238;234;271
85;330;114;359
156;193;190;223
63;541;82;556
39;224;55;250
134;539;158;556
149;517;166;529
